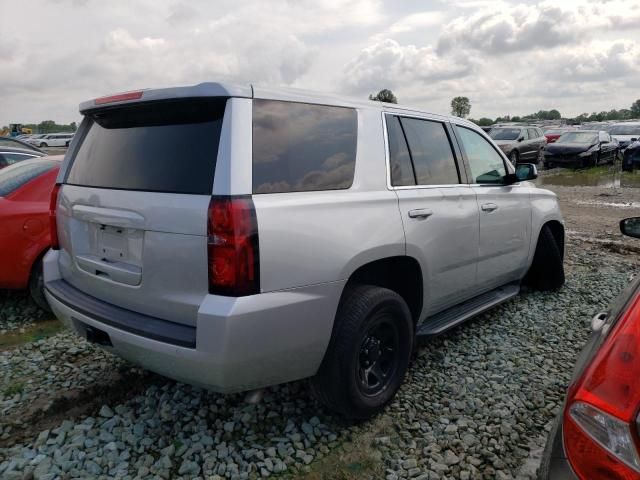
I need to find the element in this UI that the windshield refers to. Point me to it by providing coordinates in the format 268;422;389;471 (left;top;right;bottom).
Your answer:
556;132;598;144
610;125;640;136
489;128;521;140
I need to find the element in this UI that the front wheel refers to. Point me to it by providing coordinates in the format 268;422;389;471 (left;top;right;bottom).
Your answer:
310;285;413;419
39;142;47;148
524;225;565;291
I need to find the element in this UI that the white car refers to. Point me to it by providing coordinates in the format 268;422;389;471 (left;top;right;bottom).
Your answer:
33;133;74;148
609;122;640;149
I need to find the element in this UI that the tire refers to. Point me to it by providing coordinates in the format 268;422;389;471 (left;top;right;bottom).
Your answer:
29;259;51;312
310;285;413;419
536;148;543;165
65;141;70;147
592;152;599;167
40;142;47;148
525;225;565;291
509;150;519;165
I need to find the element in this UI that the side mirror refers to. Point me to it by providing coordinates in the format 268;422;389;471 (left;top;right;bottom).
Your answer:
620;217;640;239
518;136;524;142
515;163;538;181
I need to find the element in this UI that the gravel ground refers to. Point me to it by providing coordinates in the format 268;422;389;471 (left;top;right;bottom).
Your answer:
0;291;50;333
0;238;637;480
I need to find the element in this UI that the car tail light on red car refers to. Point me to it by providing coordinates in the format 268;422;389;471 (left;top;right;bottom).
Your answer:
563;292;640;479
49;184;61;250
207;196;260;296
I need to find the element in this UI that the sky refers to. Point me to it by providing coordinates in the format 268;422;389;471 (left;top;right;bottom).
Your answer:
2;0;640;125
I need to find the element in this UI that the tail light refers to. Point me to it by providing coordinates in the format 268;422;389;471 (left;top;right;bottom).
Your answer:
207;196;260;296
563;292;640;479
49;184;61;250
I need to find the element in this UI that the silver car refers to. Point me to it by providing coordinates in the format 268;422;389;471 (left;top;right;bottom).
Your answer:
44;83;565;419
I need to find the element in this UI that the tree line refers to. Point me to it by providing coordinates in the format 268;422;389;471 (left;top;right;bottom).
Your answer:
1;120;77;134
368;89;640;125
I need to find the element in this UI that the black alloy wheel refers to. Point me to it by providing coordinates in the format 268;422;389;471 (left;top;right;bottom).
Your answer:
357;315;400;397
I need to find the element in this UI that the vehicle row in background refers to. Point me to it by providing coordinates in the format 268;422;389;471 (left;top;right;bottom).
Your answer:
26;133;74;148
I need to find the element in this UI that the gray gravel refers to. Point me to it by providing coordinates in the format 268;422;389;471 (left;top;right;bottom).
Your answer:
0;238;637;479
0;291;50;333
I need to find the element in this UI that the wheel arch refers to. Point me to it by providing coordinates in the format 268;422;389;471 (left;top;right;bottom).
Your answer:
338;255;423;327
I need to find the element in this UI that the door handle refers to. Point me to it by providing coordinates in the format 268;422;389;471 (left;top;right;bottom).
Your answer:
408;208;433;219
481;203;498;212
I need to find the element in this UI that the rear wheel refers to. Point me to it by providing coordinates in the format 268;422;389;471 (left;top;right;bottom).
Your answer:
29;259;51;312
310;285;413;419
525;225;565;291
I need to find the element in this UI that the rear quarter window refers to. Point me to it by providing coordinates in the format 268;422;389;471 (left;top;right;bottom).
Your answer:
252;100;357;194
0;160;57;197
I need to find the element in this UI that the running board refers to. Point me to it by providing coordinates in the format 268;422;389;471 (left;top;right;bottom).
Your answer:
417;283;520;337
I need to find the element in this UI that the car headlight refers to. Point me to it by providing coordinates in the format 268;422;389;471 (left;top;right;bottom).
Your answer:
578;150;593;157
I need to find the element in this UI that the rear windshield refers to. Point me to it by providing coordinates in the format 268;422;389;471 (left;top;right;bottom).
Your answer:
556;132;598;144
0;159;58;197
489;128;521;140
66;99;226;194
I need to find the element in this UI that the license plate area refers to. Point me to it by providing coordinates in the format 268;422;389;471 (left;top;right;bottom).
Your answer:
99;225;128;262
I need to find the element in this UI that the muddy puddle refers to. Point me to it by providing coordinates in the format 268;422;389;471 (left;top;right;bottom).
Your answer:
537;166;640;188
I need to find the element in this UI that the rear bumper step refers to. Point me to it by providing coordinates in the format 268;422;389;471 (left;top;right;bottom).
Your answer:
45;280;196;348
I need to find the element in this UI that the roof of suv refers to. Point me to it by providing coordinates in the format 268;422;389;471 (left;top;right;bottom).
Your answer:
79;82;478;130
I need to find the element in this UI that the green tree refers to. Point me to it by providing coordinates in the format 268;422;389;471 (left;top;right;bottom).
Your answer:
369;89;398;104
548;109;561;120
631;99;640;118
70;121;77;131
451;96;471;118
478;117;494;126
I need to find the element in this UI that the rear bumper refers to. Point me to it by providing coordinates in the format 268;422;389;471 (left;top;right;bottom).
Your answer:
43;250;343;393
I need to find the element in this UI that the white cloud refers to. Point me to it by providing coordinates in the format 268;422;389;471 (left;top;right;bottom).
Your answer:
343;39;475;93
2;0;640;125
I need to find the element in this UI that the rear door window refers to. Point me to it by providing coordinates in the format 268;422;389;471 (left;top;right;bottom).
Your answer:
0;159;57;197
252;100;357;194
527;128;538;139
399;117;459;185
386;115;415;186
66;99;226;194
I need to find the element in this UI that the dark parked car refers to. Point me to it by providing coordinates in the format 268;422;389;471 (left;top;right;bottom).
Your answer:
538;217;640;480
622;140;640;171
0;136;45;154
0;148;46;169
543;131;618;169
489;126;546;164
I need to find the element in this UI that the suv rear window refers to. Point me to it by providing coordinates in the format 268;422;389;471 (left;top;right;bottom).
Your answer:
0;159;57;197
66;99;226;194
252;100;357;194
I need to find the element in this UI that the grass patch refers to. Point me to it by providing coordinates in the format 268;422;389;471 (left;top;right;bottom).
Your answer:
0;319;64;349
292;416;394;480
3;382;25;397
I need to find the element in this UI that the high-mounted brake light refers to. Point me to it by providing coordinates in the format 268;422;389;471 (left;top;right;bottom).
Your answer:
563;292;640;479
207;196;260;296
94;91;144;105
49;184;61;250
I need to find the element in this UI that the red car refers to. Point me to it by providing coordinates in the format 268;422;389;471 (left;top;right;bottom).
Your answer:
540;216;640;479
544;128;575;144
0;156;62;310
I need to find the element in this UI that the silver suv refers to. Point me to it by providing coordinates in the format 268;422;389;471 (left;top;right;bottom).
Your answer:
44;83;565;419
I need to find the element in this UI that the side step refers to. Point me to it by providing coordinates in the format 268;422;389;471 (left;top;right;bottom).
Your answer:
417;283;520;337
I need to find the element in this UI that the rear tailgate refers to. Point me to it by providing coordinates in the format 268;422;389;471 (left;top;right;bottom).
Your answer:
56;98;226;327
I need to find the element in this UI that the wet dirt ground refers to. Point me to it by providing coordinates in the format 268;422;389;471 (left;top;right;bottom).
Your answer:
536;165;640;248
